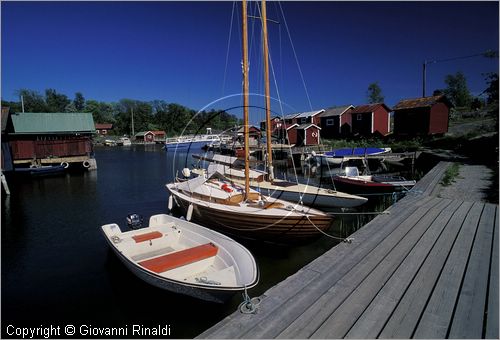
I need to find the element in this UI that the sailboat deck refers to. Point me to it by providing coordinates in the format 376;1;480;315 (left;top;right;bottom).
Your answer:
197;161;499;339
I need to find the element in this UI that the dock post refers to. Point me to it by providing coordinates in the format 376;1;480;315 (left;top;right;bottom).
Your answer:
1;172;10;195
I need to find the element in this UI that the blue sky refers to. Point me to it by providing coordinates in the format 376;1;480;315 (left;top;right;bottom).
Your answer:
2;1;498;122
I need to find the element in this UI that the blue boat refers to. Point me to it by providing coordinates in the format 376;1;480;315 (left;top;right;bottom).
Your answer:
14;164;67;177
324;147;391;157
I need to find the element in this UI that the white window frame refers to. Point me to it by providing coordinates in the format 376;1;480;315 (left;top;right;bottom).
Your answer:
301;117;307;124
357;114;362;121
326;118;334;126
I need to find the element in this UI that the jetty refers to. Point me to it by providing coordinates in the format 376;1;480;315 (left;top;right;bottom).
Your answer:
198;161;498;339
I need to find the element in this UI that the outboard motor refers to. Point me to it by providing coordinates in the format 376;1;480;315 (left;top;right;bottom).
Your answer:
126;213;144;230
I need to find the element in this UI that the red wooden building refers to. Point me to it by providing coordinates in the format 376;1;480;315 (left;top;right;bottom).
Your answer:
135;130;166;143
318;105;354;138
95;123;113;135
349;103;391;136
296;123;321;146
275;123;298;145
392;95;452;135
6;112;96;168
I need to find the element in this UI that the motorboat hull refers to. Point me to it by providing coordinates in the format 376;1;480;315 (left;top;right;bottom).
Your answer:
104;237;237;303
332;176;415;194
101;214;258;303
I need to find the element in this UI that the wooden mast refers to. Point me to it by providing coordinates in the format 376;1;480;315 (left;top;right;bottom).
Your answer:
261;0;274;182
242;0;250;200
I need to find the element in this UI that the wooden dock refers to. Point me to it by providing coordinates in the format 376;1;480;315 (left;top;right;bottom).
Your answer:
198;161;499;339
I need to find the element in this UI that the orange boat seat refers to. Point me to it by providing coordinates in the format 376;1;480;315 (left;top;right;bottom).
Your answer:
138;243;218;273
132;231;163;243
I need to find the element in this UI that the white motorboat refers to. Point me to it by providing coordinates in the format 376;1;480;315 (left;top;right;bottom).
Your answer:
101;213;258;303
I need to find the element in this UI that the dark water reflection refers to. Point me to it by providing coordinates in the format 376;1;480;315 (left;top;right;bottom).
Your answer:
2;145;397;338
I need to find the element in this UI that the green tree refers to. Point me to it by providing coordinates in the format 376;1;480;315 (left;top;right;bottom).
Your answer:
74;92;85;111
1;100;22;112
16;89;48;112
84;100;116;125
114;99;153;136
483;73;498;105
367;82;384;103
444;72;472;108
45;88;70;112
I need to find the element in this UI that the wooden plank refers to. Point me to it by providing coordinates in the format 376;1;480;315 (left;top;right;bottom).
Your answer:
486;205;499;339
197;267;321;339
344;199;463;338
449;203;496;338
277;197;449;339
425;162;450;196
199;162;452;339
199;196;435;339
379;201;474;338
413;202;484;338
411;161;449;195
310;198;454;338
240;197;437;339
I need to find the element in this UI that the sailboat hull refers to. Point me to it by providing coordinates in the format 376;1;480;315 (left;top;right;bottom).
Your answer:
167;185;333;243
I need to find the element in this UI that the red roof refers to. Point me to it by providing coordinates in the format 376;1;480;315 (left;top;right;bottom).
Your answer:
393;95;452;110
95;123;113;130
350;103;391;114
151;130;166;135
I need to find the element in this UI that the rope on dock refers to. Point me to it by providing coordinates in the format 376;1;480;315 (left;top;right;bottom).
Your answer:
306;215;354;243
327;211;390;216
239;285;261;314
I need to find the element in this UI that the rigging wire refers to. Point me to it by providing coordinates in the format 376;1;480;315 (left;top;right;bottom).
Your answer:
222;1;237;96
278;2;313;111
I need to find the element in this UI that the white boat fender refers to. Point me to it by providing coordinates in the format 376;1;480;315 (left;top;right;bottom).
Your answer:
186;204;194;221
82;160;91;168
168;195;174;210
61;162;69;169
182;168;191;178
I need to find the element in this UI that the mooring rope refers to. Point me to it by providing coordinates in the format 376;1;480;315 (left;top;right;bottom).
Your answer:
306;215;354;243
239;285;261;314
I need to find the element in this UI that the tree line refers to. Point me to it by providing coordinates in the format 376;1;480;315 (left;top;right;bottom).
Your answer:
366;72;498;110
1;89;242;137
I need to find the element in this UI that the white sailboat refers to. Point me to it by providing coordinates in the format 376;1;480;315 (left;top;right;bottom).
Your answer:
166;0;333;244
191;154;368;208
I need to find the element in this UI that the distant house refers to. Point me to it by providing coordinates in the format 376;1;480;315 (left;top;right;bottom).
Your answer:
278;123;299;145
318;105;354;138
135;130;166;143
392;95;452;135
237;126;261;145
95;123;113;135
6;112;95;167
349;103;391;136
259;116;281;132
295;123;321;146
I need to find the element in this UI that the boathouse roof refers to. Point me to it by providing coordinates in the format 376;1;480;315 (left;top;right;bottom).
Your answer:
319;105;354;117
296;123;321;130
9;112;95;135
393;95;453;110
294;109;325;119
350;103;391;114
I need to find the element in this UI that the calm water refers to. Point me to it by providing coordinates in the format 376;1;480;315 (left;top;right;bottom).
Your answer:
2;145;395;338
